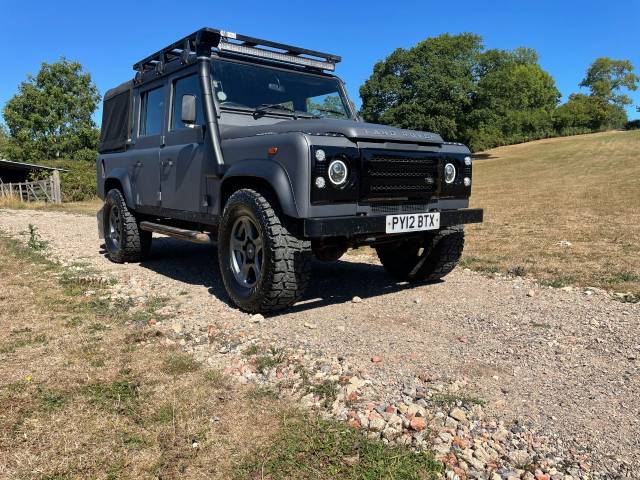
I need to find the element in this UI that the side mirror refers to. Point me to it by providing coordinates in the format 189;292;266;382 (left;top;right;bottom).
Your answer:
181;95;197;124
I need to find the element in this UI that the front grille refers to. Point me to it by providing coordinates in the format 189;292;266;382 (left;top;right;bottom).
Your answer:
361;150;439;200
368;200;431;215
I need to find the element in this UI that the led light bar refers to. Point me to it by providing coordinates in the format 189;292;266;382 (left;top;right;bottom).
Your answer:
218;39;336;71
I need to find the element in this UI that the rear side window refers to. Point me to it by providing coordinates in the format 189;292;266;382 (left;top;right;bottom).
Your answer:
139;87;164;136
171;74;204;129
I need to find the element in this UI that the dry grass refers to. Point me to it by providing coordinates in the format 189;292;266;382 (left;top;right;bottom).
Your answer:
0;232;441;479
0;196;102;216
0;233;286;479
464;130;640;295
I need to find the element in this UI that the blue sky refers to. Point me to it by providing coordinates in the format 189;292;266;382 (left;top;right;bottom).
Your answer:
1;0;638;125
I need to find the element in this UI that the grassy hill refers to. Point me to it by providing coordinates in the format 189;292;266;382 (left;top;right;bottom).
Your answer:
464;130;640;296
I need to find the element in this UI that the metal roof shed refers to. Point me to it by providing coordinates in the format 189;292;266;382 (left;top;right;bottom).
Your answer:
0;159;67;203
0;159;67;183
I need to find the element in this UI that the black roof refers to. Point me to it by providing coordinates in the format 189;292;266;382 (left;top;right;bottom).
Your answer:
104;80;133;102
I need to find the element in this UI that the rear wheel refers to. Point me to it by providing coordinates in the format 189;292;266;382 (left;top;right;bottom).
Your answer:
376;226;464;282
218;189;312;313
103;189;152;263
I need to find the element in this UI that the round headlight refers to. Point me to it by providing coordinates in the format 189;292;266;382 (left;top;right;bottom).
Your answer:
315;149;326;162
328;159;348;186
444;163;456;184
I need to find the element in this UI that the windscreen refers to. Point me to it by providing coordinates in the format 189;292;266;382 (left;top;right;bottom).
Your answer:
211;59;352;119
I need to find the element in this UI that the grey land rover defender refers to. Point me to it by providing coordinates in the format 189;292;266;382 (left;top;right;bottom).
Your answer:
97;28;483;313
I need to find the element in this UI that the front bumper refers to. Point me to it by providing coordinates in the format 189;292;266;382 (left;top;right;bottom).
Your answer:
303;208;483;238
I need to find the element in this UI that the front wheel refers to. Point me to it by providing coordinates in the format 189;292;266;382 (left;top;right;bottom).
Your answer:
218;189;312;313
376;226;464;282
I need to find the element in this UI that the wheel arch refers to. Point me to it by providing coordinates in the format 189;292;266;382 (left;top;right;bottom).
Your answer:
220;161;299;218
103;168;135;209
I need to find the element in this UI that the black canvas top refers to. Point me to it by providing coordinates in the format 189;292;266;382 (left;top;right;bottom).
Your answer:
99;81;133;153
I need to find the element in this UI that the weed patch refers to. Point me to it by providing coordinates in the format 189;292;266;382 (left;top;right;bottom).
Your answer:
243;344;261;356
252;346;287;374
162;353;200;376
153;403;175;425
0;332;47;354
307;379;339;408
238;415;442;480
251;386;280;400
507;265;527;277
83;380;140;412
429;393;485;407
603;271;640;285
36;386;70;411
204;369;229;388
26;224;48;251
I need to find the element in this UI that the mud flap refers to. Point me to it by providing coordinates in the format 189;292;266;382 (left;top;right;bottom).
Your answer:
96;205;105;239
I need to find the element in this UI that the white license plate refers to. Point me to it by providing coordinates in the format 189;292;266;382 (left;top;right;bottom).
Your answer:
385;212;440;234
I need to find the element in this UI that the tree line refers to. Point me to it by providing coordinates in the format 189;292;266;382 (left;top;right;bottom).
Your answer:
360;33;639;151
0;33;638;167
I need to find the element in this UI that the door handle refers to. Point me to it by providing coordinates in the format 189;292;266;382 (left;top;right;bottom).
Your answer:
134;161;142;168
166;160;174;167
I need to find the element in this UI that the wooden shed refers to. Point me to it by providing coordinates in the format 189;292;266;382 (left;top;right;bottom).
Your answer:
0;159;65;203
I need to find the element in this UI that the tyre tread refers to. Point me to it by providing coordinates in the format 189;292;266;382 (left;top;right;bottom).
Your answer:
376;225;464;282
104;189;151;263
220;189;311;312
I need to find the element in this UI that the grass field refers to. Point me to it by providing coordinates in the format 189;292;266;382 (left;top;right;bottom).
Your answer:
465;130;640;296
0;196;102;216
0;232;441;479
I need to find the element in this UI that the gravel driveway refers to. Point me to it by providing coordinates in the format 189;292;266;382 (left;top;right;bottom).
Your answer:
2;208;638;478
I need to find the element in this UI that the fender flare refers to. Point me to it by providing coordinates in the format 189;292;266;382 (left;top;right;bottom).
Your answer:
221;160;299;218
104;168;135;209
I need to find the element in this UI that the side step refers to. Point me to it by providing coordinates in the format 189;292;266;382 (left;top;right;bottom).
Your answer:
139;221;212;244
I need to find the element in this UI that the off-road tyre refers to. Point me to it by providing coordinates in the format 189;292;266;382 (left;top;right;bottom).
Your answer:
376;226;465;282
103;189;152;263
218;189;312;313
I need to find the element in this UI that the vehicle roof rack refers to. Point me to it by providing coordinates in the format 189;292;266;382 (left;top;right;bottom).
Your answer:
132;27;341;79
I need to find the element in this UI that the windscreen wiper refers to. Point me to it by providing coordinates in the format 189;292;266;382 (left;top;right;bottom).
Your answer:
254;103;298;118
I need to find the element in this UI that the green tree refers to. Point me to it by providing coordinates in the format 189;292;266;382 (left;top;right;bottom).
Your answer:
360;33;482;141
555;94;611;134
580;57;639;107
0;124;8;157
466;49;560;150
2;58;100;162
557;58;637;132
360;35;559;150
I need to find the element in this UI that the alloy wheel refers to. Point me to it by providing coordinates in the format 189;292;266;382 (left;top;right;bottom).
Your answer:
107;205;122;249
229;216;264;288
